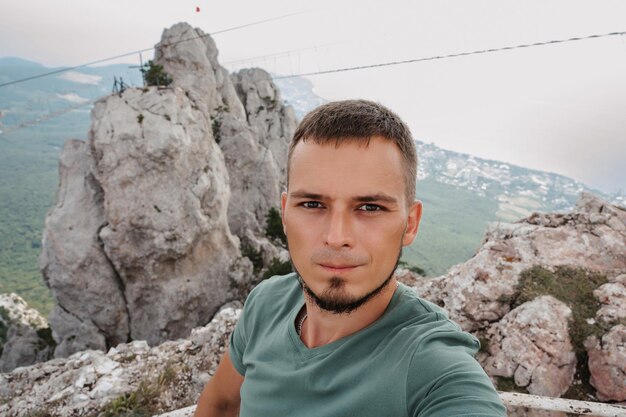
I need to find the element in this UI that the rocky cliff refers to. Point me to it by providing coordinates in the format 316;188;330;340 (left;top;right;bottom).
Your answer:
411;192;626;414
2;193;624;416
37;22;295;361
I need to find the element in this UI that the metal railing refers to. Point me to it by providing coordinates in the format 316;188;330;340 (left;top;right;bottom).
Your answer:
500;392;626;417
155;392;626;417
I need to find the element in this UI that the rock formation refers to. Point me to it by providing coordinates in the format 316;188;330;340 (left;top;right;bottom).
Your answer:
0;294;53;372
480;296;576;397
584;324;626;401
40;139;129;357
415;192;626;332
0;304;240;416
412;192;626;405
39;22;296;358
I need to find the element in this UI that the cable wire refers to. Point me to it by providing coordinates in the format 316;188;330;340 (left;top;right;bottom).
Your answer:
0;11;305;89
3;30;624;134
272;31;626;79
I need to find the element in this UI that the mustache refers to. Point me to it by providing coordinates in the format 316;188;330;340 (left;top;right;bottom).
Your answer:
310;247;368;266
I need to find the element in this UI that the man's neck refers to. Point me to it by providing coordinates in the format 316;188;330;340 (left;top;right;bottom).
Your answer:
299;277;398;349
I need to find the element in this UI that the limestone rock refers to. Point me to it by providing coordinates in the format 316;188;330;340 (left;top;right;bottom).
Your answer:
0;294;53;372
0;325;54;374
481;296;576;397
39;21;298;358
585;324;626;401
154;23;293;272
154;23;245;121
0;305;240;417
594;281;626;325
414;193;626;331
90;87;248;346
226;68;296;240
0;293;47;329
40;139;129;356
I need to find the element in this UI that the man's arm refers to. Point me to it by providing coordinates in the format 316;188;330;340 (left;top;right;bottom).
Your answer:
194;351;244;417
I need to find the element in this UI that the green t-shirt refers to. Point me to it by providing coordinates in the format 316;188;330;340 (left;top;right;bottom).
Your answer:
229;273;505;417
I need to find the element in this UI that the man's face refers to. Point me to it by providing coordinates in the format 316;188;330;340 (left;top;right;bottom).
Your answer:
281;136;422;314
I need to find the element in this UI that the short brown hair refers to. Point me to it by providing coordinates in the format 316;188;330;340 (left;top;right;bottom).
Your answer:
287;99;417;204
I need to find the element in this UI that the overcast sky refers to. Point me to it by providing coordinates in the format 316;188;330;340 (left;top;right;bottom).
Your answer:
1;0;625;194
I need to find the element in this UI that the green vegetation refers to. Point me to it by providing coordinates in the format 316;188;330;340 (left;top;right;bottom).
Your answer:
0;121;75;315
265;207;286;247
513;266;614;400
261;96;277;111
0;307;9;355
210;104;229;144
36;326;56;351
402;176;498;276
210;116;222;143
262;257;293;280
142;61;172;87
240;239;264;274
397;260;425;276
495;376;527;393
101;363;178;417
477;335;489;355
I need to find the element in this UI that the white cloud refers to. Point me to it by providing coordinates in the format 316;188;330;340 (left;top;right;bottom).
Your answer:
56;93;89;104
59;71;102;85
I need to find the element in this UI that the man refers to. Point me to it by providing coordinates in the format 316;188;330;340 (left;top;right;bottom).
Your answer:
195;100;506;417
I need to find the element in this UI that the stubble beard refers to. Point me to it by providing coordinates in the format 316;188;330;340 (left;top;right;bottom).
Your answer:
291;247;402;315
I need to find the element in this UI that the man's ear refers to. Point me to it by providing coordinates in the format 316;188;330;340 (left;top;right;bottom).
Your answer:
402;200;422;247
281;191;288;235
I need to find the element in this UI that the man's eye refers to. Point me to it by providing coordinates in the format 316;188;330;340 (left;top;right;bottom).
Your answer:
302;201;323;209
357;204;382;212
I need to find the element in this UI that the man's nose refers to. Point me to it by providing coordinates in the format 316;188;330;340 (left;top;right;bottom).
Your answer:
324;210;354;248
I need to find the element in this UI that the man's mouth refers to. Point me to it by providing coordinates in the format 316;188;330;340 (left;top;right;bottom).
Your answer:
318;263;361;273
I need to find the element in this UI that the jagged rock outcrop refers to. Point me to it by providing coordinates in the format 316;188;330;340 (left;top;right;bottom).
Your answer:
584;324;626;401
156;24;295;250
0;294;53;372
40;139;129;356
0;304;240;417
409;193;625;405
155;23;294;277
39;22;295;357
480;296;576;397
415;192;626;332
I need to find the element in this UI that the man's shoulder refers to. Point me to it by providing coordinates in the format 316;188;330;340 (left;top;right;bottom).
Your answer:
393;284;478;351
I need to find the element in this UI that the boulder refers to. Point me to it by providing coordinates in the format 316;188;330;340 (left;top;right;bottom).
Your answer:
585;324;626;401
0;304;240;416
481;296;576;397
0;293;53;372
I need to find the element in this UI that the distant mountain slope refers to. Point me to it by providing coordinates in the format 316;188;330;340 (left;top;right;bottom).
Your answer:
415;141;624;219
